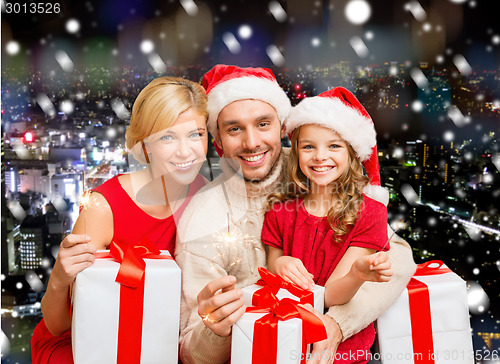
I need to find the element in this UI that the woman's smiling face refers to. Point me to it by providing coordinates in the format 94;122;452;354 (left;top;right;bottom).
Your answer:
145;108;208;186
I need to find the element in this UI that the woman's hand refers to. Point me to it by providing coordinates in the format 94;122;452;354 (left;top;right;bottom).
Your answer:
274;256;315;290
51;234;97;288
353;251;392;283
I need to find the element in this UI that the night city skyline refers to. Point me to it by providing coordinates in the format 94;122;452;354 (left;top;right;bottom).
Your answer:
2;0;500;362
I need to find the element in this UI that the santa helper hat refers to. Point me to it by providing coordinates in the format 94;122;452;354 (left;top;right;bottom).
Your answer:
202;65;291;155
286;87;389;206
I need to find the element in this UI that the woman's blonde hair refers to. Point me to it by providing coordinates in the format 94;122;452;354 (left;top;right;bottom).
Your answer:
125;76;207;151
267;125;370;241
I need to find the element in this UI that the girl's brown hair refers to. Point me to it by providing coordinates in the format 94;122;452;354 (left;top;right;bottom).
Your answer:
267;125;370;241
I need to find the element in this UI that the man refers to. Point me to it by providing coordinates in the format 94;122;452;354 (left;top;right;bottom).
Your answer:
175;65;416;364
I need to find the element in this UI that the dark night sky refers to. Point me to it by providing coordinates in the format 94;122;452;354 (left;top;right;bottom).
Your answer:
2;0;499;70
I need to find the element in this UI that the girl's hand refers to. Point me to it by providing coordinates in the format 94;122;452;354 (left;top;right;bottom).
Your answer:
51;234;97;288
274;256;315;290
353;251;392;283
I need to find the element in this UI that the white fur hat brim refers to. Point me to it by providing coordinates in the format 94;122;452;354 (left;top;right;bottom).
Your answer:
206;76;291;136
286;96;376;161
364;184;390;206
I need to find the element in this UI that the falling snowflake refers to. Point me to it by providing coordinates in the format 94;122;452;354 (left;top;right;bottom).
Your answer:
5;40;20;55
467;281;490;315
350;36;369;58
453;54;472;75
180;0;198;16
344;0;371;25
443;130;454;142
148;53;167;74
140;39;155;54
266;45;285;67
222;32;241;54
392;147;404;159
60;100;74;114
25;271;44;292
411;100;424;112
36;94;56;117
55;50;75;72
238;25;252;39
268;1;287;22
65;19;81;34
111;98;130;120
410;68;428;88
405;1;426;21
401;184;420;205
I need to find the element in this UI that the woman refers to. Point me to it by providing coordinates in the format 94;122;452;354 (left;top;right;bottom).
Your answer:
31;76;209;363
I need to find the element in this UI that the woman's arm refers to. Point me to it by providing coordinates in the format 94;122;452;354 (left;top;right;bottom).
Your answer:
41;192;113;336
324;247;392;307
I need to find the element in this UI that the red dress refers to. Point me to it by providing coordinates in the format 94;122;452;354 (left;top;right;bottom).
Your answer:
261;195;388;364
31;174;205;364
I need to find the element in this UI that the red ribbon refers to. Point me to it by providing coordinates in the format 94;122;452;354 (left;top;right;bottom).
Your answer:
246;290;327;364
407;260;451;364
252;267;314;307
414;260;452;276
95;240;172;364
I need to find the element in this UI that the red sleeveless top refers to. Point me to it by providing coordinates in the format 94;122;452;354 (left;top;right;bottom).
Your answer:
92;173;205;255
31;173;205;364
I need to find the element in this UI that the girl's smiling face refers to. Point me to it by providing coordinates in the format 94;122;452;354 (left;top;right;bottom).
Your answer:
297;124;350;187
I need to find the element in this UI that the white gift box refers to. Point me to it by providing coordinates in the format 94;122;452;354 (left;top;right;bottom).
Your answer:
242;283;325;314
72;250;181;364
232;312;306;364
377;262;473;364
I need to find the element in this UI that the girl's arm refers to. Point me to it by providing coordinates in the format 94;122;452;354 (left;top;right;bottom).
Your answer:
41;192;113;336
324;247;392;307
267;246;315;291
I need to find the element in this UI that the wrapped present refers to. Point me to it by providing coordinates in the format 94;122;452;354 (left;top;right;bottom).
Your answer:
242;267;325;313
377;260;473;364
231;289;327;364
72;240;181;364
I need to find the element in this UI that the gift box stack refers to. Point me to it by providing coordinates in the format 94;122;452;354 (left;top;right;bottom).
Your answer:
231;267;327;364
377;260;474;364
71;240;181;364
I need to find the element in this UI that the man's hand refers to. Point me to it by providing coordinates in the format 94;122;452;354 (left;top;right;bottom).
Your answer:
299;304;342;364
197;275;246;337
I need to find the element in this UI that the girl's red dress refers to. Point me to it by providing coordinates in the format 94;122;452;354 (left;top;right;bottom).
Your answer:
31;174;205;364
261;195;389;364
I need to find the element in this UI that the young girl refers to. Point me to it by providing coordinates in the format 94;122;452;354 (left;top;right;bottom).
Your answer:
262;87;392;363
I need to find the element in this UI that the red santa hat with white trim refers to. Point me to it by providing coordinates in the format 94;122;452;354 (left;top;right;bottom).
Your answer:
286;87;389;206
202;65;291;138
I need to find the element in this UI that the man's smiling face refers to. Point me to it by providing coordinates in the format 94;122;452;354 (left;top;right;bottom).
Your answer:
215;99;285;182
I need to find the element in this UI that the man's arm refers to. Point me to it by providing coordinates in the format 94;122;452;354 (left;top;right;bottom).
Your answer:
325;227;416;340
175;243;245;364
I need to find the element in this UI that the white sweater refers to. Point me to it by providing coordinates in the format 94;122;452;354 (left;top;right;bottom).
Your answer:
175;149;416;364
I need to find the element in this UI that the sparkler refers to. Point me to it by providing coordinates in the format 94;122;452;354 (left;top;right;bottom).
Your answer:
78;190;92;234
382;208;414;250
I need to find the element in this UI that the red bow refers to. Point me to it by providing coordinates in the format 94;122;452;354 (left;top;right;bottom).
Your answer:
245;268;326;364
407;260;451;364
246;289;327;364
95;240;172;364
414;260;451;276
252;267;314;307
